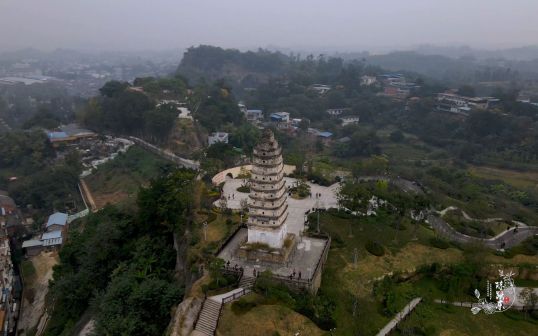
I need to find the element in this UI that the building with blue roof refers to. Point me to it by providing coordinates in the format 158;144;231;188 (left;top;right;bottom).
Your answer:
47;131;69;140
46;212;68;232
41;230;63;247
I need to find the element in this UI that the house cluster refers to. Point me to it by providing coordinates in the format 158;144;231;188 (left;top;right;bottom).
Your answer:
156;100;193;120
307;128;333;143
360;75;377;86
310;84;331;95
238;102;304;131
0;192;21;334
0;192;23;237
378;74;420;100
326;108;360;126
208;132;229;146
0;229;18;334
74;136;133;178
22;212;68;256
436;91;500;116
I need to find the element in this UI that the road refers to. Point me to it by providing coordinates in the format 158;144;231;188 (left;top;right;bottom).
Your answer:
427;214;538;249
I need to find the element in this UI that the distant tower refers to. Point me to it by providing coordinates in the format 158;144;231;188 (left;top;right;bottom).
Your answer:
247;129;288;248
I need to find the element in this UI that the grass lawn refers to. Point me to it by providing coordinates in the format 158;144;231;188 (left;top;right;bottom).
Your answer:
469;165;538;190
396;302;538;336
83;146;170;208
380;142;440;162
442;211;512;238
20;260;36;281
217;293;324;336
313;212;538;335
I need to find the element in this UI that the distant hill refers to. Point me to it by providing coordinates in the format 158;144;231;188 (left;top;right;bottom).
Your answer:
176;45;291;87
413;44;538;61
364;51;538;84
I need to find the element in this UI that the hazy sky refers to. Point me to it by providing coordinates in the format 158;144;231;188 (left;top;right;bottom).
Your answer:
1;0;537;52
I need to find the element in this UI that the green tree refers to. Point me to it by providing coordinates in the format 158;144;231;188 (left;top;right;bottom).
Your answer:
99;80;129;98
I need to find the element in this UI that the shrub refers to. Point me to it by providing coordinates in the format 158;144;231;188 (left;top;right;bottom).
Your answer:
237;185;250;193
331;233;346;248
206;212;217;223
365;240;385;256
231;298;258;314
327;208;354;219
430;237;450;249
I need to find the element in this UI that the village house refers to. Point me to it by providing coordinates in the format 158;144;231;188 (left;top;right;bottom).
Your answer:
41;230;63;249
208;132;229;145
340;116;360;126
310;84;331;95
0;230;18;334
246;109;263;123
326;108;349;116
360;75;377;86
45;212;68;232
270;112;291;129
46;123;96;146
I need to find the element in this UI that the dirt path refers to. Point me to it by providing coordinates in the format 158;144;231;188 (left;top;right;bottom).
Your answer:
80;179;97;211
18;251;59;336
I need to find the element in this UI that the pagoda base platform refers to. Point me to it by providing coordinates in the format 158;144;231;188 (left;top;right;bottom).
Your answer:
237;233;296;264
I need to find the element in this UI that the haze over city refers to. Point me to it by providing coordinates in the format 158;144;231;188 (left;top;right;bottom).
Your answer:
1;2;538;336
1;0;538;52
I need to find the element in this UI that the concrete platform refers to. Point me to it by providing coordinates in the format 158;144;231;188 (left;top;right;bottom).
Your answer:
216;177;340;237
218;228;328;281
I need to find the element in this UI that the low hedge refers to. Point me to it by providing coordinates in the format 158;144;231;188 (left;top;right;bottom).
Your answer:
430;237;450;249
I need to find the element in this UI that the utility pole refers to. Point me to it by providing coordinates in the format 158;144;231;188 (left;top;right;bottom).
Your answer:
203;221;208;241
317;209;320;233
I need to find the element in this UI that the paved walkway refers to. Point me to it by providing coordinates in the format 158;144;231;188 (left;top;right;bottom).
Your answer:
376;297;422;336
427;214;538;249
129;136;199;169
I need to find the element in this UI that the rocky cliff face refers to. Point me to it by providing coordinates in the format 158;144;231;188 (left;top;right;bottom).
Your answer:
167;296;204;336
167;119;206;158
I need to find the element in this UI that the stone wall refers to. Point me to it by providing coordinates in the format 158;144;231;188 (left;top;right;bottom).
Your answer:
211;164;296;185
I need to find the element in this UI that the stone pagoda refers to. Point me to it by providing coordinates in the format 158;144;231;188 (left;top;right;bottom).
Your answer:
246;129;290;250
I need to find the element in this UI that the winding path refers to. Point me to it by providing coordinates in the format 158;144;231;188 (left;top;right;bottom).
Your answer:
355;175;538;249
427;214;538;249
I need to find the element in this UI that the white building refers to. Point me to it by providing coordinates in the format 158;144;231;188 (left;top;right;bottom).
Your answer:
246;109;264;123
361;75;377;86
208;132;229;146
340;116;360;126
311;84;331;95
327;108;349;116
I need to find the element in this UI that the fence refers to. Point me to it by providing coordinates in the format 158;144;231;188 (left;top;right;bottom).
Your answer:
376;297;422;336
67;209;89;223
129;136;200;169
221;288;249;304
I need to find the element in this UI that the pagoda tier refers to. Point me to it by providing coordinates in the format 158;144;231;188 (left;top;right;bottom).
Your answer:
247;129;289;248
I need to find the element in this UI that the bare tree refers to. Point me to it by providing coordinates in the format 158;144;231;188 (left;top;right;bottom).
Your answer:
519;287;538;319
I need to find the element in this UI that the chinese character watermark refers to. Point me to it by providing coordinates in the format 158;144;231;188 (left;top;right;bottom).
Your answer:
472;270;515;315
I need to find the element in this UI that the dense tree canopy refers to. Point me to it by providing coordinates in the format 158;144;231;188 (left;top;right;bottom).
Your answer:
45;169;197;336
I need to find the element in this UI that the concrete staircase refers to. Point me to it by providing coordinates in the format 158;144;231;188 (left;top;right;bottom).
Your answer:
193;298;222;336
192;274;256;336
238;274;256;289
